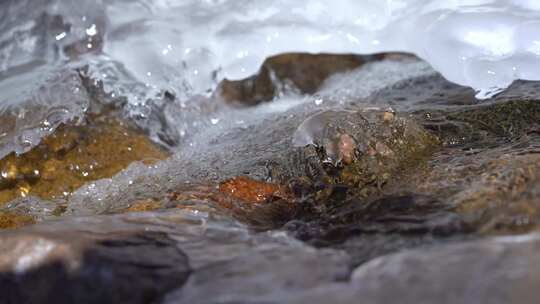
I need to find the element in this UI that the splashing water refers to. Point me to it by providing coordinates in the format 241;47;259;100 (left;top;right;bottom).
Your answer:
1;0;540;156
103;0;540;99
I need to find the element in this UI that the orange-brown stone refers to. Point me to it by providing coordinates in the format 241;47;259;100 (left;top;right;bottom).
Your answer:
0;115;169;206
219;176;285;203
0;212;35;229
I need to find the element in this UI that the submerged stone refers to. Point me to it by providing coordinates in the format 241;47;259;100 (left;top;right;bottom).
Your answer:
409;99;540;234
219;176;288;204
0;212;35;229
0;113;169;207
284;109;439;197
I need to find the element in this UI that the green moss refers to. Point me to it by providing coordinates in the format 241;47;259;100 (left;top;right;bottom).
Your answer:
300;114;440;207
447;100;540;138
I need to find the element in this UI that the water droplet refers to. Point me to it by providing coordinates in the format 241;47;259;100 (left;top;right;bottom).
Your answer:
19;182;30;197
292;111;335;147
86;24;98;36
55;32;67;41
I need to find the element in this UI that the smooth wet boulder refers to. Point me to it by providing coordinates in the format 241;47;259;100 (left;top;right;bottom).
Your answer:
218;53;366;105
284;234;540;304
168;247;350;303
0;227;190;304
0;209;352;304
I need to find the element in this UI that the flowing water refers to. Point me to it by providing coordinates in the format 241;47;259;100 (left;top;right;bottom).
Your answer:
2;0;540;155
0;1;540;303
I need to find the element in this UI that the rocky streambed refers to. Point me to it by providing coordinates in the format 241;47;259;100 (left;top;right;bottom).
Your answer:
0;54;539;303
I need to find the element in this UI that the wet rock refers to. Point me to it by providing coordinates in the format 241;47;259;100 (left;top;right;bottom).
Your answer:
336;133;357;165
147;108;439;233
166;180;297;230
419;99;540;147
446;100;540;138
0;208;351;304
0;212;34;229
292;195;465;242
284;234;540;304
462;163;539;233
167;247;350;303
0;112;168;206
284;193;466;267
218;53;365;105
219;175;288;204
408;100;540;234
57;59;538;273
64;103;438;221
0;228;190;304
263;109;438;189
0;54;539;303
218;53;416;106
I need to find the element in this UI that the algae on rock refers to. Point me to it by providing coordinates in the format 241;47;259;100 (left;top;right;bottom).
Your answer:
0;113;169;207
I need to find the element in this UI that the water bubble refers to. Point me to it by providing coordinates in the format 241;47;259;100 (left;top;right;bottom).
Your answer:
314;95;324;105
85;24;97;36
292;111;336;147
55;32;67;41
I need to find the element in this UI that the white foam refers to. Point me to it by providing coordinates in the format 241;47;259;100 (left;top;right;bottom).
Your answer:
100;0;540;99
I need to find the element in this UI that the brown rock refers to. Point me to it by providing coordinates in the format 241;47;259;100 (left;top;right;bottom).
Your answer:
0;212;35;229
0;115;169;206
337;133;357;165
219;175;286;204
218;53;365;105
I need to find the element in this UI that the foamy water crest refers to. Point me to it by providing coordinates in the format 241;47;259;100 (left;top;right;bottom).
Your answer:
102;0;540;99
